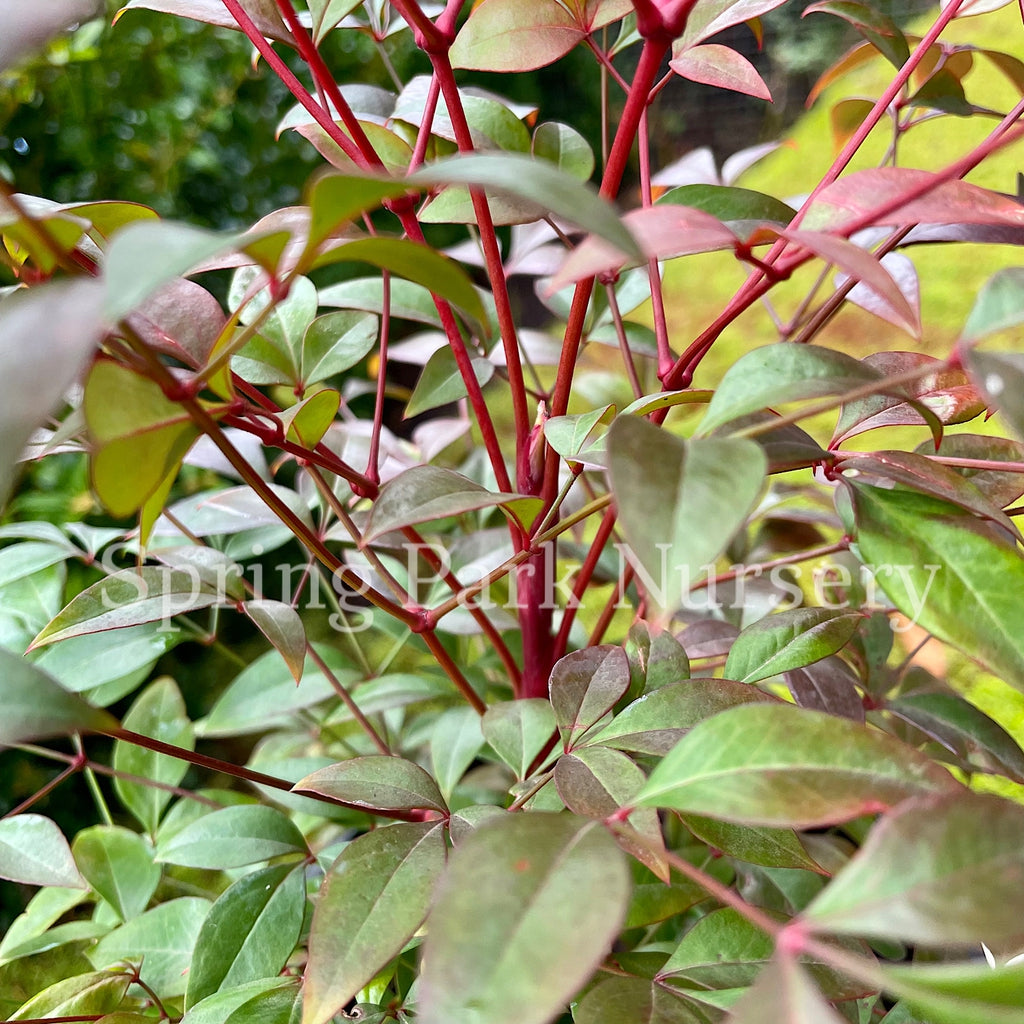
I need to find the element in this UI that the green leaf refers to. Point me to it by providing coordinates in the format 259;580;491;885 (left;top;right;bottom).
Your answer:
635;703;957;827
430;706;486;801
419;813;630;1024
34;622;183;699
724;608;862;684
549;645;630;750
657;184;796;226
573;976;707;1024
114;0;291;43
305;173;412;251
727;957;849;1024
199;646;360;737
113;678;194;834
315;238;488;336
156;805;306;868
0;947;93;1020
849;482;1024;690
309;0;364;42
659;907;773;986
410;153;641;260
0;541;73;591
682;815;824;872
0;886;88;960
318;275;444;328
963;267;1024;340
554;746;668;881
699;344;883;436
0;279;105;510
8;969;132;1021
405;346;495;420
364;465;542;542
294;756;447;815
104;220;245;321
450;0;584;72
89;897;210;999
887;691;1024;782
187;863;305;1008
276;389;340;448
72;826;160;920
607;418;766;622
803;792;1024;944
303;821;446;1024
32;567;221;648
803;0;909;69
482;699;557;779
0;650;117;744
182;978;301;1024
590;678;778;755
882;959;1024;1024
0;814;86;889
532;121;594;180
243;600;306;683
85;366;200;514
301;310;378;386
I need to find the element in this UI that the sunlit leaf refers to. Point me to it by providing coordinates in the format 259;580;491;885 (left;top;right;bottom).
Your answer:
850;482;1024;690
8;969;132;1021
449;0;584;72
0;279;105;510
670;43;772;100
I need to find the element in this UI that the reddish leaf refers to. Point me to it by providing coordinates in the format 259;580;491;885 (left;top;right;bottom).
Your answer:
780;228;921;337
833;351;984;446
680;0;793;49
803;168;1024;234
115;0;291;44
550;205;737;289
670;44;773;101
449;0;584;72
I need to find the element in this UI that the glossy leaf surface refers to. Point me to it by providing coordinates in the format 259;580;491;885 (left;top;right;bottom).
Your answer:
635;703;957;827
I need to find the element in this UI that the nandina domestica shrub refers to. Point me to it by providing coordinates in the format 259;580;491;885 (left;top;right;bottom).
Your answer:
3;1;1024;1021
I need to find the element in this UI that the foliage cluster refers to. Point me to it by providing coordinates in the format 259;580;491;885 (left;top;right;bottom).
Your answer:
4;1;1024;1023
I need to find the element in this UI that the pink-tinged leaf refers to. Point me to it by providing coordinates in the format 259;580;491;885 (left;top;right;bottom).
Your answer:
981;48;1024;94
549;205;737;290
449;0;584;72
680;0;793;48
670;44;772;101
635;703;959;829
839;449;1019;539
114;0;291;44
582;0;635;29
833;351;984;446
780;228;920;337
294;756;447;816
244;600;306;683
837;252;920;332
803;168;1024;234
125;280;226;369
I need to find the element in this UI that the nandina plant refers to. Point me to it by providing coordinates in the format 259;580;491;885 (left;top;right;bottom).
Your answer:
5;0;1024;1021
